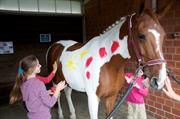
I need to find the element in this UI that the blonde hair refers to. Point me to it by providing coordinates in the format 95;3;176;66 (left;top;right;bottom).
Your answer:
10;55;38;104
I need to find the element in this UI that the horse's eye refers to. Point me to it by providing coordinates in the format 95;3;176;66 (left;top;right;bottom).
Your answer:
138;34;146;41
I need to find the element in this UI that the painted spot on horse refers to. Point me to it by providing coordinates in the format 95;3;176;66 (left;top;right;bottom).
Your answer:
66;55;78;71
80;50;88;59
86;56;93;67
86;71;91;79
111;40;120;54
99;47;107;58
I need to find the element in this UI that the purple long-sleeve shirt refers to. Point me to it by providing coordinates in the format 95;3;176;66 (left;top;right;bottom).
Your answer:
20;77;57;119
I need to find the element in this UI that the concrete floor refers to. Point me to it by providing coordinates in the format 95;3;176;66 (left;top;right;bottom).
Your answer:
0;90;156;119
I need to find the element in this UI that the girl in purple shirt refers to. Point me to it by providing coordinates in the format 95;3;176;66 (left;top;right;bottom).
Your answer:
10;55;66;119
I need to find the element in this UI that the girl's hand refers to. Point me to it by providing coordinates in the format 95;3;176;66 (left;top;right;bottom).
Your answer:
48;89;54;95
52;61;58;73
163;77;175;97
125;76;133;83
162;76;180;101
56;81;67;92
142;77;150;88
134;83;140;89
53;81;67;98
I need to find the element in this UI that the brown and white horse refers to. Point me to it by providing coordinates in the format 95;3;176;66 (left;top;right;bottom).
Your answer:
46;1;172;119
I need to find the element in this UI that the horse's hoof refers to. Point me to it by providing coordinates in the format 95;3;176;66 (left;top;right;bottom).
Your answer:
58;115;64;119
59;117;64;119
70;114;76;119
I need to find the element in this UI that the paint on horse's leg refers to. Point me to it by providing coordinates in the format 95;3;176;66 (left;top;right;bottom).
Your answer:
64;87;76;119
87;92;99;119
57;93;64;119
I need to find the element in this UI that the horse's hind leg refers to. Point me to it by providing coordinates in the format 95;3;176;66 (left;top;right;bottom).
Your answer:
64;86;76;119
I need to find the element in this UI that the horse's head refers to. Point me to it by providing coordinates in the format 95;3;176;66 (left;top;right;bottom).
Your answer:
130;1;173;90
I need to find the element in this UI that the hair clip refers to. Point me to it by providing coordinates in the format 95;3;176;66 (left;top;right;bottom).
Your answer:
18;67;24;76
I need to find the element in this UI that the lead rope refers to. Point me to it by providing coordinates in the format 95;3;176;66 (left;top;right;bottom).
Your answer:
105;66;144;119
167;67;180;84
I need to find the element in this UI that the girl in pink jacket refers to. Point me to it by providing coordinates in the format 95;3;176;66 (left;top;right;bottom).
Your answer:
125;69;149;119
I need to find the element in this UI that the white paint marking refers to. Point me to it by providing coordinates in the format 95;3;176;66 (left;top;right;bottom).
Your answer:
148;29;164;59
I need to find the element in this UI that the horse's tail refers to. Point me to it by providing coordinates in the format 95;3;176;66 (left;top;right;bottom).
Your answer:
46;42;65;83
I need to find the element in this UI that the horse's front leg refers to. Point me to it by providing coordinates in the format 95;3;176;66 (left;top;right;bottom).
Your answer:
105;94;117;119
64;86;76;119
87;92;99;119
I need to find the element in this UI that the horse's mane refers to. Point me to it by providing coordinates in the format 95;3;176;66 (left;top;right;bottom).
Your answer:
143;9;159;24
100;17;127;36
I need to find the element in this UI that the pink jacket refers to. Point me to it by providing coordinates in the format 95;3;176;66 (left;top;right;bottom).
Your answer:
125;73;148;104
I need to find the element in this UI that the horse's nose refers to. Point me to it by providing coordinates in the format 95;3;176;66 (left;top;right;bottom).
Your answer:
150;77;159;90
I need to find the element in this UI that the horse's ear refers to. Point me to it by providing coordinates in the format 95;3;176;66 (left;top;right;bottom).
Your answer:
156;0;174;20
131;0;149;16
131;0;143;14
138;1;145;14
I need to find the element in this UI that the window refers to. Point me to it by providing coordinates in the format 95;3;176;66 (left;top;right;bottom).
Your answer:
19;0;38;12
0;0;18;11
0;0;82;14
0;41;14;54
40;34;51;42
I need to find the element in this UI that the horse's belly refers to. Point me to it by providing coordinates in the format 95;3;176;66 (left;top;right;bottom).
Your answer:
62;69;86;92
68;82;86;92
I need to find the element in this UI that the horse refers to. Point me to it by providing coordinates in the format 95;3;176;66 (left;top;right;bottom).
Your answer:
46;1;172;119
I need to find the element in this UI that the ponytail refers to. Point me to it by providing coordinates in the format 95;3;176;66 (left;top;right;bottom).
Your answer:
9;62;24;104
9;55;38;104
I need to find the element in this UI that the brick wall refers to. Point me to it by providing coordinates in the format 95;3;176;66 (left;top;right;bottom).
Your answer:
84;0;132;41
84;0;180;119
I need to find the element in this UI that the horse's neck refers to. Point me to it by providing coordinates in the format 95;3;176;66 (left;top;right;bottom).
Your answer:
119;14;137;62
98;17;130;50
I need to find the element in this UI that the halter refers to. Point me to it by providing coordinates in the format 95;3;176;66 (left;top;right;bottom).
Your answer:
127;13;166;67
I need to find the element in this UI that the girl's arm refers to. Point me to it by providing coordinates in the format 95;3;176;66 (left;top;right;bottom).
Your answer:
134;78;149;96
36;72;55;84
38;81;57;107
137;85;148;96
38;81;66;107
36;62;58;84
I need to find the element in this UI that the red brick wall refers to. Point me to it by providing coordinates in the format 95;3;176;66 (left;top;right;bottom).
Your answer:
84;0;180;119
84;0;132;41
